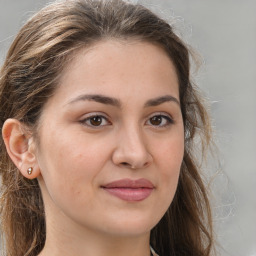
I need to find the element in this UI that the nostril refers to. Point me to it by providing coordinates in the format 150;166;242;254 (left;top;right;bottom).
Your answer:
120;162;137;169
119;161;149;169
120;162;130;167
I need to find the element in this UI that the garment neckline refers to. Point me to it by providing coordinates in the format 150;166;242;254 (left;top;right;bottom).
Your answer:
150;246;159;256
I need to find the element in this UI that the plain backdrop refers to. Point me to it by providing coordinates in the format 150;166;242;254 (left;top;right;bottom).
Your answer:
0;1;255;256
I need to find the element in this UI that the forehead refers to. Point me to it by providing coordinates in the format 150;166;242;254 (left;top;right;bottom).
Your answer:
53;39;179;105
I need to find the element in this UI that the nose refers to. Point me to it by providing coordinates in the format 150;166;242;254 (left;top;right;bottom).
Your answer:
112;126;153;169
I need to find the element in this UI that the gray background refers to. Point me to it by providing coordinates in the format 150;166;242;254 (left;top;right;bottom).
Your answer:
0;1;255;256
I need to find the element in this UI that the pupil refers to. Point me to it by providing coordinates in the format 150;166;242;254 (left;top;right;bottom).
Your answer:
91;116;102;126
150;116;162;125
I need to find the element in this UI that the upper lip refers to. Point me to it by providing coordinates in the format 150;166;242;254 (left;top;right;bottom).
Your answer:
102;178;154;189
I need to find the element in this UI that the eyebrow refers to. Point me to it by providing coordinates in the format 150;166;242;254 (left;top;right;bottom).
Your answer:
68;94;121;107
68;94;180;107
144;95;180;107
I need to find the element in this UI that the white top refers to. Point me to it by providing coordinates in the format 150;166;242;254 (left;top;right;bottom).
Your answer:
150;246;159;256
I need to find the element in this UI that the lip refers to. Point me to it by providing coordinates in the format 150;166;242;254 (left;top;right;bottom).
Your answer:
101;178;155;202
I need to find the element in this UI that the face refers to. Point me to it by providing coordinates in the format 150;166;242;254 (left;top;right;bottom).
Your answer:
35;40;184;237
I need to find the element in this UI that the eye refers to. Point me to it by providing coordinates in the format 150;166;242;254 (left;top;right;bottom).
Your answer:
80;114;110;127
146;114;174;127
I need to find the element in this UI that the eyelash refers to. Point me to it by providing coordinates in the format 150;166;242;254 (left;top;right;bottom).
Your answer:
79;113;111;128
146;113;174;128
79;113;174;128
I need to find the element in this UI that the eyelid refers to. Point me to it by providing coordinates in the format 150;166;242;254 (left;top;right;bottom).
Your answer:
145;112;174;127
80;111;109;119
147;112;174;120
79;112;111;128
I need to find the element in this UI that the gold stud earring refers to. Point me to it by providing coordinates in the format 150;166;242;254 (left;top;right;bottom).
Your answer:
27;167;33;175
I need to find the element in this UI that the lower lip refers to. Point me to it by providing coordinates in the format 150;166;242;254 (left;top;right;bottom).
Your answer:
102;188;153;201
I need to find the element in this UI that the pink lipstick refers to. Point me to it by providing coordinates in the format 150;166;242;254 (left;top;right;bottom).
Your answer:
101;178;154;202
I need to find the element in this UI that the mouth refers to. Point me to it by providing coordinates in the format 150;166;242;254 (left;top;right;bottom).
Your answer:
101;178;155;202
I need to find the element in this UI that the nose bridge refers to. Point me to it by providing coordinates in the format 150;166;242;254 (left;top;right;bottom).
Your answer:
112;121;152;169
124;123;145;151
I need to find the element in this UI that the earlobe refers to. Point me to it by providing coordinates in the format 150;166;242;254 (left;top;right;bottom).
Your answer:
2;118;41;179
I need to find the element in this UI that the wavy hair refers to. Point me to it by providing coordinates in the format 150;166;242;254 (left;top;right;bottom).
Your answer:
0;0;213;255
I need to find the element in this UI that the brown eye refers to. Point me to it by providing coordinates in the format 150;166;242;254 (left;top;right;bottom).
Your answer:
150;116;162;126
146;114;174;127
89;116;103;126
80;114;110;128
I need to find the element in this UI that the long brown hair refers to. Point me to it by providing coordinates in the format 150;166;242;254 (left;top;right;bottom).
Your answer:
0;0;214;255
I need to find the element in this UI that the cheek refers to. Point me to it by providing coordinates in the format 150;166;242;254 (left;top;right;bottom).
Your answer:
153;133;184;190
147;134;184;220
37;136;106;213
37;128;112;196
40;127;109;169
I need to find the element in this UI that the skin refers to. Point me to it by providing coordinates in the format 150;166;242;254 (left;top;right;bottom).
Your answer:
3;40;184;256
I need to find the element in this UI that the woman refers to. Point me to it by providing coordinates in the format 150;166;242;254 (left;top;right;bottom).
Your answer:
0;0;214;255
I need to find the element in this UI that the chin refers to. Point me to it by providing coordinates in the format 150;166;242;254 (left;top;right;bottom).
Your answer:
96;213;160;237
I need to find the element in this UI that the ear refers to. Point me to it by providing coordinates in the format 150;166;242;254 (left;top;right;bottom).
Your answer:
2;118;41;179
